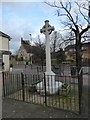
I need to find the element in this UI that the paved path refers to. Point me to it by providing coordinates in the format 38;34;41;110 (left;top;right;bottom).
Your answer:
2;98;86;118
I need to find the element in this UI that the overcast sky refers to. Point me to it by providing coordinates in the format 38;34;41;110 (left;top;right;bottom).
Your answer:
1;1;62;54
0;0;89;54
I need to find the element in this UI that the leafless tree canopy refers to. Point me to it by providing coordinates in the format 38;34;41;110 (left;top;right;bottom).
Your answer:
44;0;90;41
50;30;76;50
50;31;63;52
44;0;90;76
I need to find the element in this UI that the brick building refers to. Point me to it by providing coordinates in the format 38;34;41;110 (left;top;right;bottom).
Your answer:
65;42;90;64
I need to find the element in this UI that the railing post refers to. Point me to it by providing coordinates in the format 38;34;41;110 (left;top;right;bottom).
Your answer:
21;72;25;101
43;73;47;106
78;68;83;114
2;71;5;97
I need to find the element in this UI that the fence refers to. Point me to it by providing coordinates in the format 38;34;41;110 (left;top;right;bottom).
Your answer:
2;71;81;114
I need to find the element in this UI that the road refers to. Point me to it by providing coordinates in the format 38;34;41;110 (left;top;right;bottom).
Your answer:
12;65;89;86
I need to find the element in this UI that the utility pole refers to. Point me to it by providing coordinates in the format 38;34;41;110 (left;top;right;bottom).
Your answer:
29;34;32;68
29;34;32;65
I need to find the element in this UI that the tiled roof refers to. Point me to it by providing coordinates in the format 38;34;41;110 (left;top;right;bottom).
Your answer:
23;44;31;53
21;40;30;45
65;42;90;51
0;31;11;40
82;42;90;46
21;39;31;53
65;44;75;51
20;39;42;54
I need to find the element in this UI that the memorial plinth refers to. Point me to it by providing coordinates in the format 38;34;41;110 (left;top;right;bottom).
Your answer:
36;20;62;95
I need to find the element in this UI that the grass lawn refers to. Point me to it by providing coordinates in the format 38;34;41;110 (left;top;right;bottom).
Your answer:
7;84;79;114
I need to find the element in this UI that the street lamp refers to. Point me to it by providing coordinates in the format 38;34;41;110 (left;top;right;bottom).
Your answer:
29;34;32;68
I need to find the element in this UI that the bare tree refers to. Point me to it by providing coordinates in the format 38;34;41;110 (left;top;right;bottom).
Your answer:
44;0;90;60
50;31;62;52
59;30;75;48
45;0;90;113
34;35;45;70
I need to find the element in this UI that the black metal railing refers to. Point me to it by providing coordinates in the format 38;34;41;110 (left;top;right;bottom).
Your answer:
2;71;80;114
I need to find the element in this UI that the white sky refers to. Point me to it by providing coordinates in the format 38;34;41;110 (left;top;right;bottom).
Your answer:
0;0;89;54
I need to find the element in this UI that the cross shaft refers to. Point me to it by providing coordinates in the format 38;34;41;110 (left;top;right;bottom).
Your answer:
40;20;54;72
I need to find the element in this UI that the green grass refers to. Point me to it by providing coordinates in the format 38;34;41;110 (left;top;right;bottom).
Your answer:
7;84;79;113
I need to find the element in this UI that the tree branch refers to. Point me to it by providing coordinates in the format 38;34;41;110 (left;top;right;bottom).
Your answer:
75;15;78;24
44;1;61;9
75;2;89;23
71;27;77;35
80;25;90;36
45;1;77;29
60;1;76;28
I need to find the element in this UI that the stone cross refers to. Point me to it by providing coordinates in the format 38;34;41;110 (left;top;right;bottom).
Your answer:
37;21;62;94
40;20;54;73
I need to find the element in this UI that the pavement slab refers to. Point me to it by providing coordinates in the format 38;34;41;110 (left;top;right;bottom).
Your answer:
2;98;88;118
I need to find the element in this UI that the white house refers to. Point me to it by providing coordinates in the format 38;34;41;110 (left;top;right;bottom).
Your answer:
0;31;11;71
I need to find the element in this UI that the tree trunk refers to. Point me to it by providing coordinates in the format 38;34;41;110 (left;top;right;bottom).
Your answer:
76;33;83;114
